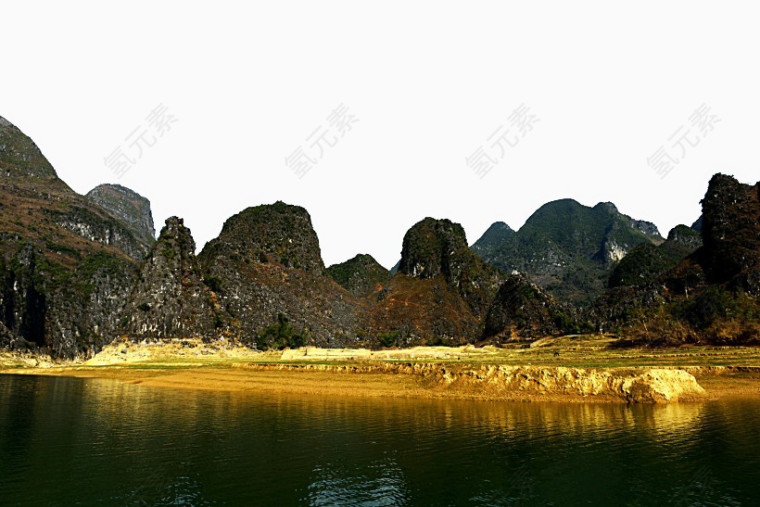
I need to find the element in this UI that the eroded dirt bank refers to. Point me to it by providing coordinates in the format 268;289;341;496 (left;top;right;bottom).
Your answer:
1;362;714;403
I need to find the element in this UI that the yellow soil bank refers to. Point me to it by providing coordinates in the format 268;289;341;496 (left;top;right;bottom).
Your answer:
2;338;760;403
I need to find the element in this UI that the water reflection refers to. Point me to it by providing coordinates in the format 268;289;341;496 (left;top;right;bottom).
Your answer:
1;375;758;505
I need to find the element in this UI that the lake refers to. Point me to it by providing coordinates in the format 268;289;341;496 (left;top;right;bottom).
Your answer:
1;374;759;505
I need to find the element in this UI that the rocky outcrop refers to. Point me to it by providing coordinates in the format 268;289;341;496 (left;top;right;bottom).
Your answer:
45;205;150;261
198;202;361;348
86;184;156;246
1;244;137;357
327;254;391;298
124;218;219;340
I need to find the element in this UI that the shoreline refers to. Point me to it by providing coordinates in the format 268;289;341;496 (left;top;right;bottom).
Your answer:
2;339;759;403
3;361;759;404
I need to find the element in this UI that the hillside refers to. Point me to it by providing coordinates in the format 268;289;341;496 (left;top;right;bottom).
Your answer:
472;199;662;305
0;115;154;356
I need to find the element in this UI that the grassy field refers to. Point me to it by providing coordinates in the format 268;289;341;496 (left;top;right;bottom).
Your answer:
4;335;760;371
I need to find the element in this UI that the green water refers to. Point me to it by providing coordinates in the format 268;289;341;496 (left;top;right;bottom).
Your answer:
0;375;758;505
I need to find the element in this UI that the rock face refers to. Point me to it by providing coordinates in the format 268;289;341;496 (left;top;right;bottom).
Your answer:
327;254;391;298
86;184;156;246
483;274;572;339
472;199;662;305
700;174;760;295
198;202;361;348
123;218;219;340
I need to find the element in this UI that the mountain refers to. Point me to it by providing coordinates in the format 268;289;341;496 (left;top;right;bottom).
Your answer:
2;113;758;356
589;174;760;345
361;218;505;345
0;115;151;356
327;254;391;299
197;202;362;348
86;184;156;245
472;199;663;305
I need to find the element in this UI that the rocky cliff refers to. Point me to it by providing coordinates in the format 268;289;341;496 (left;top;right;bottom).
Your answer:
700;174;760;295
399;218;504;318
86;184;156;246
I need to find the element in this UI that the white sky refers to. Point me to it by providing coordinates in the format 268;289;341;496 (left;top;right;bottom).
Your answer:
1;1;758;269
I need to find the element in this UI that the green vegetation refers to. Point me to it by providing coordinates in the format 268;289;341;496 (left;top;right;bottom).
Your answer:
203;275;223;293
255;313;306;350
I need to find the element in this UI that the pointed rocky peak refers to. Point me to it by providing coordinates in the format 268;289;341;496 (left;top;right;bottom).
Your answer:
0;115;59;181
201;201;325;275
149;217;195;262
398;217;504;317
86;184;156;245
471;221;515;255
124;217;218;340
700;173;760;293
399;218;469;279
327;254;391;298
